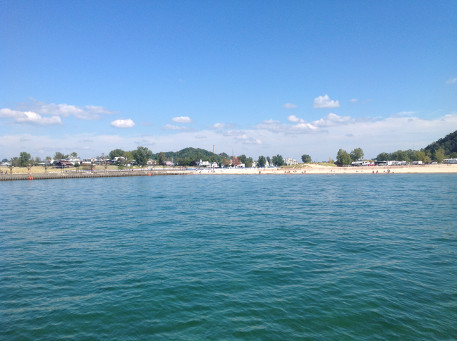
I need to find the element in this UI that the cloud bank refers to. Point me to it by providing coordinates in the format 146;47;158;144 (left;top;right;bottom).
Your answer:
2;106;456;162
0;108;62;125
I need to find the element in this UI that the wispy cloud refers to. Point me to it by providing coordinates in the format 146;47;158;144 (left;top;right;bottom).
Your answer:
0;108;62;125
313;94;340;108
163;124;190;131
213;122;226;129
312;113;353;127
283;103;298;109
23;100;113;120
110;119;135;128
446;77;457;84
172;116;192;123
350;98;358;103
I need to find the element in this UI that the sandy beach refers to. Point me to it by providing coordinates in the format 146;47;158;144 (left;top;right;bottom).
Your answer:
1;163;457;181
193;163;457;175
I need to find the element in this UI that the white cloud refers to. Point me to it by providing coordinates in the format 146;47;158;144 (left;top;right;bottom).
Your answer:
446;77;457;84
350;98;358;103
172;116;192;123
313;94;340;108
110;119;135;128
287;115;302;123
0;108;62;125
26;100;113;120
283;103;298;109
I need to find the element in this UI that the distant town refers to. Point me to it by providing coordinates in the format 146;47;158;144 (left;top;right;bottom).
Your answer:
2;129;457;172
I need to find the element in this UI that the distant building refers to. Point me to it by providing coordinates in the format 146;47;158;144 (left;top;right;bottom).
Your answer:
351;161;370;166
197;160;211;167
285;158;298;166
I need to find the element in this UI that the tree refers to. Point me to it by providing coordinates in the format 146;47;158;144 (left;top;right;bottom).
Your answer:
257;156;266;168
272;154;284;167
245;157;254;168
350;148;364;162
223;158;231;167
158;152;166;166
70;152;78;158
238;154;247;165
54;152;68;160
336;149;351;166
132;146;153;167
434;148;445;163
10;157;19;167
391;150;408;162
18;152;31;167
301;154;312;163
109;149;126;160
376;152;391;161
266;156;271;166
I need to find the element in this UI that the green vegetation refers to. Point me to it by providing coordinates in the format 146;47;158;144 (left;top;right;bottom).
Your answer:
272;154;284;167
257;156;266;168
374;130;457;163
132;146;153;167
424;130;457;158
350;148;364;162
336;149;352;166
301;154;312;163
18;152;32;167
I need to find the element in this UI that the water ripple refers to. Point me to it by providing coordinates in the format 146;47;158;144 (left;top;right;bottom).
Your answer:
1;174;457;339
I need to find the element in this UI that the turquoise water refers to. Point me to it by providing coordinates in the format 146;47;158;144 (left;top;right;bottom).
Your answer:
1;174;457;340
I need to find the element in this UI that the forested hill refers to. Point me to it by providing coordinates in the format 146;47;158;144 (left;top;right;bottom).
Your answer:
424;130;457;157
153;147;229;165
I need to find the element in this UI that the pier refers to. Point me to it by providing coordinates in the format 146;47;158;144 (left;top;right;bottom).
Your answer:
0;169;192;181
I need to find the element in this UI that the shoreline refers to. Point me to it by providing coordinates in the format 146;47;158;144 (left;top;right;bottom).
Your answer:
195;164;457;175
1;164;457;181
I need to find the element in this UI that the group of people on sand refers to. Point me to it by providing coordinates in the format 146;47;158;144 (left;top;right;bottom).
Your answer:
0;170;7;174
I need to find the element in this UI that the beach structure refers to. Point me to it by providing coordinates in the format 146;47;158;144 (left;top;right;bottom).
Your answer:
351;161;371;166
285;158;298;166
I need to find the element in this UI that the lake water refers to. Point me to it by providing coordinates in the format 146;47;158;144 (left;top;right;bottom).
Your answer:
1;174;457;340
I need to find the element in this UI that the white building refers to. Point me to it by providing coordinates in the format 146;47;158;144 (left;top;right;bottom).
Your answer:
285;158;298;166
197;160;211;167
351;161;370;166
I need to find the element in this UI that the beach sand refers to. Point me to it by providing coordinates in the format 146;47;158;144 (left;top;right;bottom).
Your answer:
1;164;456;179
194;163;457;175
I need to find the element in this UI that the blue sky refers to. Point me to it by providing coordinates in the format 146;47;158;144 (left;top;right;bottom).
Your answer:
1;0;456;161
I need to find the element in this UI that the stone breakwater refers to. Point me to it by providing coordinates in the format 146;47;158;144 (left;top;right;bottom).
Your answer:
0;170;192;181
